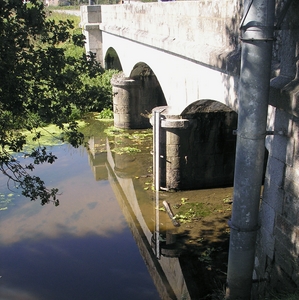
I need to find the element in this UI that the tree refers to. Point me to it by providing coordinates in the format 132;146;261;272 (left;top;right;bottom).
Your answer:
0;0;109;205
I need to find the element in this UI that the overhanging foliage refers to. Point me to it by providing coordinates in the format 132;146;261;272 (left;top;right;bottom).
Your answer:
0;0;112;205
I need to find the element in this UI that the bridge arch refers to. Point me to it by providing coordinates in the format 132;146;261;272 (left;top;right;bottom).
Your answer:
100;31;239;117
104;47;122;71
111;62;166;128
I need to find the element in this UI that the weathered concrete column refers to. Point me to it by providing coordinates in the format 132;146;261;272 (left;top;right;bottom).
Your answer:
161;117;190;190
111;74;160;129
152;104;237;191
151;107;190;190
111;76;143;129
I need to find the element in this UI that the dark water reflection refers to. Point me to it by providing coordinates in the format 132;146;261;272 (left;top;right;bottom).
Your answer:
0;120;232;300
0;130;160;299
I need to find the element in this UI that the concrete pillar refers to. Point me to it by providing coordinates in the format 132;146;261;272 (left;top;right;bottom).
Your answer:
80;6;103;65
160;115;190;190
151;105;237;191
111;76;144;129
111;74;161;129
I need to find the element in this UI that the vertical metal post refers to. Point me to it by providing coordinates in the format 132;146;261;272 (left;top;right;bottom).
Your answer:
226;0;275;299
153;110;161;259
154;110;161;191
155;189;161;259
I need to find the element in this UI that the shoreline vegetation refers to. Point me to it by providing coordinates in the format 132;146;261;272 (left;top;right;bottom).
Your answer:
0;2;117;205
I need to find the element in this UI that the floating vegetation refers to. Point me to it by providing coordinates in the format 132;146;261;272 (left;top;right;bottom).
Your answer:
104;126;153;154
173;198;211;223
105;126;152;139
104;126;125;137
128;131;152;142
112;146;141;155
143;181;154;191
223;195;233;204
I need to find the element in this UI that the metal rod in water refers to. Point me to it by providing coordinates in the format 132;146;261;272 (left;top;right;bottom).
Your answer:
154;110;161;191
155;189;160;259
153;110;161;259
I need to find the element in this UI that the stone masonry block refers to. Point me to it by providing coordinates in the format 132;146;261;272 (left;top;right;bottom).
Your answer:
260;201;276;235
266;108;293;162
259;226;275;260
86;5;102;23
284;178;299;208
265;155;285;187
273;107;293;133
270;262;297;294
166;144;180;157
276;214;299;245
262;177;284;213
162;119;189;129
292;118;299;155
285;161;299;187
292;257;299;287
268;134;290;164
282;191;299;226
165;132;180;145
166;156;180;169
274;229;296;276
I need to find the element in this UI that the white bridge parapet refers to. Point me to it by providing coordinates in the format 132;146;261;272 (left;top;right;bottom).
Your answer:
80;2;241;115
99;1;240;72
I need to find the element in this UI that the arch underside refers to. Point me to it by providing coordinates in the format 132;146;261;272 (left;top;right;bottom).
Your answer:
102;32;239;116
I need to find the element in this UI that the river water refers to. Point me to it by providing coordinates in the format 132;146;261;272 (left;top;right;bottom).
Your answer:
0;120;233;300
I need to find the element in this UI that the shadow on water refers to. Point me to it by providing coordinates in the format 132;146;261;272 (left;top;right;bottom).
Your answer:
0;119;232;300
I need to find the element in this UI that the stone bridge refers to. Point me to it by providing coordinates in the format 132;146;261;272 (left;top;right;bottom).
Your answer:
80;1;299;299
81;2;240;116
81;1;241;192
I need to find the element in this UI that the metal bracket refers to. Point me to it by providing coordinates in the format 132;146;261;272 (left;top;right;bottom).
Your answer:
228;220;260;233
240;37;275;42
233;130;288;137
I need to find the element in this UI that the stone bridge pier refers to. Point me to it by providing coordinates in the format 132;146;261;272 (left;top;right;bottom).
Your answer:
111;68;166;129
151;102;238;191
111;70;238;191
110;66;238;191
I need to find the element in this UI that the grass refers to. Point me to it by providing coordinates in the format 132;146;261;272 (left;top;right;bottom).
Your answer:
23;121;86;150
45;11;84;58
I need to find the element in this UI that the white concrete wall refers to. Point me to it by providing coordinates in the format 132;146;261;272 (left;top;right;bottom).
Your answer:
102;31;239;115
100;1;240;67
